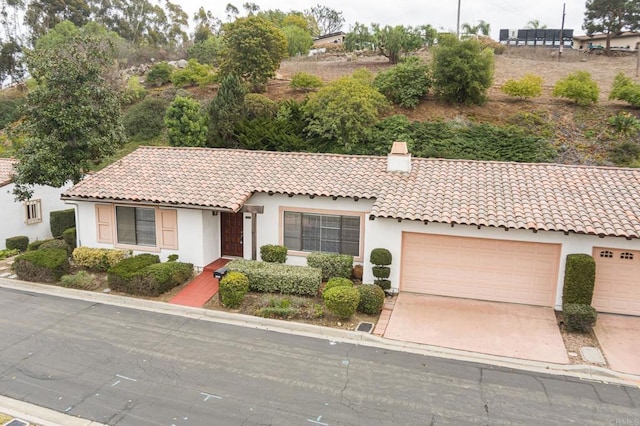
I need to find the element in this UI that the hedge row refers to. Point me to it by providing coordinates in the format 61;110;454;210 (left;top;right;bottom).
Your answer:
107;253;193;296
13;248;70;283
306;252;353;281
73;247;130;271
227;259;321;296
50;209;75;238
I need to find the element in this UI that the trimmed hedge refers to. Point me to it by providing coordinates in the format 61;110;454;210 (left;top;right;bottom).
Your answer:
260;244;287;263
108;255;192;296
73;247;129;271
323;286;360;319
107;253;160;292
13;248;70;283
563;254;596;306
357;284;385;315
50;209;75;238
375;279;391;290
227;259;321;296
322;277;353;296
28;239;55;251
370;248;392;266
40;239;68;251
60;271;99;290
6;235;28;252
564;303;597;332
306;252;353;281
219;271;249;308
372;266;390;279
63;227;76;250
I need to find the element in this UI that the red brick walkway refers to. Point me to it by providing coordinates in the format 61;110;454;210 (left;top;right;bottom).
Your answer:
169;258;230;307
373;295;397;336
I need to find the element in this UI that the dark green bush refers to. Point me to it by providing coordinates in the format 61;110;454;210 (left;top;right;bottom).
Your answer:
107;253;160;292
306;252;353;281
40;239;68;251
322;277;353;296
227;259;321;296
219;271;249;308
244;93;278;119
60;271;99;290
13;248;70;283
323;286;360;319
373;57;431;108
260;244;287;263
133;262;194;296
167;254;179;262
563;303;597;332
50;209;75;238
62;227;76;250
370;248;392;266
357;284;385;315
5;236;28;252
372;266;390;279
563;254;596;306
375;279;391;290
123;97;168;141
609;141;640;166
0;96;24;129
146;62;174;86
28;239;57;251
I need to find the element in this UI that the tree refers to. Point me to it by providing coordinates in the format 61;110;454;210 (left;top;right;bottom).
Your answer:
372;24;424;64
282;25;313;56
192;7;221;42
165;96;207;147
187;35;222;65
525;19;547;29
220;16;287;92
25;0;91;44
432;35;494;105
462;20;491;37
345;22;374;51
242;2;260;15
225;3;239;22
11;34;125;200
303;71;389;151
305;4;344;36
583;0;640;52
374;57;431;108
208;74;246;147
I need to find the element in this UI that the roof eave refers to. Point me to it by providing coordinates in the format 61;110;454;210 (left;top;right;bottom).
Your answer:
60;194;237;212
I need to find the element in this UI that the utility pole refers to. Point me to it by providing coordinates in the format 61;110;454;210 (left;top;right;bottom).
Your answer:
559;2;566;61
457;0;461;39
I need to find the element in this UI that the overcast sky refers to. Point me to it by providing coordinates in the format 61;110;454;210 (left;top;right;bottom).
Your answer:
176;0;587;39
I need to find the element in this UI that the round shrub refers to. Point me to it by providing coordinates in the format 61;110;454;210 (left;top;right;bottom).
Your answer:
219;271;249;308
375;279;391;291
5;235;28;253
322;277;353;296
357;284;385;315
323;286;360;319
563;303;597;332
28;239;57;251
40;239;68;251
260;244;287;263
13;248;70;283
244;93;278;119
123;97;168;141
62;227;76;250
372;266;390;279
146;62;174;86
370;248;392;266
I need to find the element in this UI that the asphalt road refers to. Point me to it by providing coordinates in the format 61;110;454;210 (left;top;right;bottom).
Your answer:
0;287;638;426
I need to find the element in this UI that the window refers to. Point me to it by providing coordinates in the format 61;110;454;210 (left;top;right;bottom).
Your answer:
24;199;42;224
599;250;613;258
116;206;156;246
284;211;360;256
620;252;634;260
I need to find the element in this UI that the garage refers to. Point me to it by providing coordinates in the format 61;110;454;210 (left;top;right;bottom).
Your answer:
592;248;640;316
400;233;561;307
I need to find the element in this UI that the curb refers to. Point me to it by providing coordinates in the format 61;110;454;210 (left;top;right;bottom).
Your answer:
1;277;640;391
0;394;106;426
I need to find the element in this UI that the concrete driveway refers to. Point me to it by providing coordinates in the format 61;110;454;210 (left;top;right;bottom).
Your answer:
594;314;640;376
384;293;569;364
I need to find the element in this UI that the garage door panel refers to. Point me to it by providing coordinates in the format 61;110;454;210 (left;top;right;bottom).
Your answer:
400;233;560;307
592;248;640;315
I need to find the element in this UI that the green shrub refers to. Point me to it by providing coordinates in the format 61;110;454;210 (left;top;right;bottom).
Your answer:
372;266;390;279
563;303;597;332
122;76;147;105
608;112;640;137
227;259;321;296
552;71;599;106
73;247;130;272
260;244;288;263
39;239;68;251
60;270;99;290
290;72;323;92
167;254;179;262
50;209;75;238
609;141;640;166
0;248;19;260
13;248;70;283
609;72;640;107
62;227;77;250
373;57;431;108
131;261;194;296
322;277;354;296
171;59;215;87
219;271;249;308
0;96;24;129
323;286;360;319
107;253;160;292
244;94;278;119
357;284;385;315
255;306;296;318
375;279;391;290
5;235;28;252
28;239;56;251
370;248;392;266
502;74;543;100
306;252;353;281
123;97;168;141
146;62;174;86
563;254;596;306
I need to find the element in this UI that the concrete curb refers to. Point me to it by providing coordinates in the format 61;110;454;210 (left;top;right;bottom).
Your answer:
0;394;106;426
2;277;640;392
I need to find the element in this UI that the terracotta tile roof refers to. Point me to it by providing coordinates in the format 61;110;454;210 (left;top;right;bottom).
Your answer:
0;157;16;187
62;146;640;239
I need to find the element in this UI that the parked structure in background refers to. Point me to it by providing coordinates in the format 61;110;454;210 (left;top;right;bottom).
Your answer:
312;31;345;47
499;29;574;48
573;32;640;53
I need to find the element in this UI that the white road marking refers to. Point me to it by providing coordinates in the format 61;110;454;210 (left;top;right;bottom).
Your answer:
200;391;222;402
307;415;328;425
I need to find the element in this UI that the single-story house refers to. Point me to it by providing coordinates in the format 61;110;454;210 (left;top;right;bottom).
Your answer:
0;158;73;249
573;32;640;51
61;144;640;316
313;31;345;47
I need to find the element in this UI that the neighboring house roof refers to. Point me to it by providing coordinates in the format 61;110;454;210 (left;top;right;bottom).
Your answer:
0;157;16;188
62;146;640;239
573;32;639;41
313;31;345;41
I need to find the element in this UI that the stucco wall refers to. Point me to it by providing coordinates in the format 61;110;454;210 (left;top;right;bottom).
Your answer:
1;182;72;249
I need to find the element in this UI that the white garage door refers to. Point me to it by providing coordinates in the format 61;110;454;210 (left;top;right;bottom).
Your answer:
400;233;561;307
592;248;640;316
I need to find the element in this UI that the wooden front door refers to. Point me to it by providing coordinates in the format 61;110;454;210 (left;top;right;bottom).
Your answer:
221;212;244;257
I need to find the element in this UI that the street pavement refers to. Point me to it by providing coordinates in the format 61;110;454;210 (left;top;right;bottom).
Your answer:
0;287;639;425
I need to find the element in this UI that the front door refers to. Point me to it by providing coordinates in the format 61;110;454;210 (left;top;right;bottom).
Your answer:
221;211;244;257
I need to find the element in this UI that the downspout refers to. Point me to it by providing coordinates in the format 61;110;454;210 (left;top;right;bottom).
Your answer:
63;200;81;247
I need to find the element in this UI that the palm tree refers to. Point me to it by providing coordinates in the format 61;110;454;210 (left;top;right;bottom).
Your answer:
525;19;547;29
477;20;491;36
461;20;491;37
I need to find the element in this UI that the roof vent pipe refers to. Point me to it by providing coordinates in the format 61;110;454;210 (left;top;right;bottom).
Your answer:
387;141;412;173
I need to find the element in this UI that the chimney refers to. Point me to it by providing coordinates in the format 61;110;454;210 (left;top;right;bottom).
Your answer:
387;141;412;173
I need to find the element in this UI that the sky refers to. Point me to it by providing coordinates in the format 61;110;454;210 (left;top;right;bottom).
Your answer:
176;0;588;39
